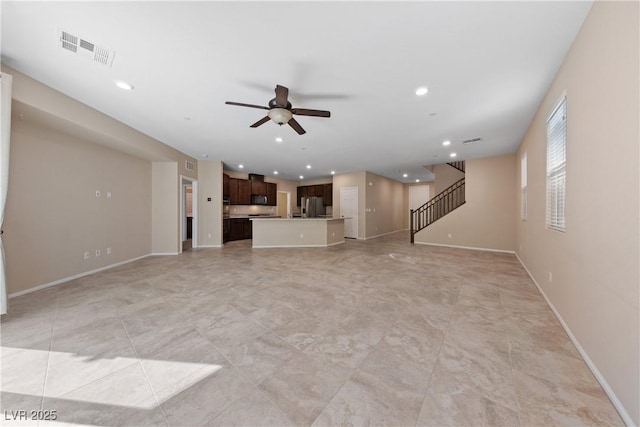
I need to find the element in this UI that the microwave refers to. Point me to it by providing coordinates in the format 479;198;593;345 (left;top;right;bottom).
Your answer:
251;194;268;205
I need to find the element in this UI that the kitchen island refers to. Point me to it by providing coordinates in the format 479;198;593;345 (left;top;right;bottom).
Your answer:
251;218;345;248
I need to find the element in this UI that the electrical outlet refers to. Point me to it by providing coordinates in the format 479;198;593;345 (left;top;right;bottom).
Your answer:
106;191;112;198
300;233;304;239
106;247;111;255
95;249;101;257
549;272;553;283
208;233;212;239
448;233;452;239
84;251;90;260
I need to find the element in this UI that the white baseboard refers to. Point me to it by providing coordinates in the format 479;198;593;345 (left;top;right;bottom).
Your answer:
364;229;404;240
149;252;180;256
414;241;515;254
514;252;635;427
252;242;345;249
8;254;151;299
196;245;223;248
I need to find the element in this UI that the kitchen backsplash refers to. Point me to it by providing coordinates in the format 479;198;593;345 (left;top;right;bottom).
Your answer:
230;205;277;215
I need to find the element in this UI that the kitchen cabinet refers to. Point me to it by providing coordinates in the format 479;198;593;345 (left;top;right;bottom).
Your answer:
238;179;251;205
243;219;252;239
310;185;324;197
251;179;267;196
323;184;333;206
223;174;230;199
297;186;308;206
229;178;239;204
230;218;252;241
267;182;277;206
297;184;333;206
229;178;251;205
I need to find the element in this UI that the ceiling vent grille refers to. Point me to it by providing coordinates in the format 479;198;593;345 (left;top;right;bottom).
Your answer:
185;160;195;171
462;137;483;145
57;29;115;67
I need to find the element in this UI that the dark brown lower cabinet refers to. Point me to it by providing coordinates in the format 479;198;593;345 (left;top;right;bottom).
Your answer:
230;218;252;241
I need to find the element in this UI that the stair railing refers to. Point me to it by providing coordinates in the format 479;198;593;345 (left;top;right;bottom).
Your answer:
410;177;466;243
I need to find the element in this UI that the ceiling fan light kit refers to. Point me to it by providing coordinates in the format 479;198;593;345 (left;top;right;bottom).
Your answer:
268;108;292;125
226;84;331;135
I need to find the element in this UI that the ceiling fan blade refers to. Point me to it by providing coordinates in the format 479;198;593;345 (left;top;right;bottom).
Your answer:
250;116;271;128
288;118;306;135
274;85;289;107
225;101;269;110
291;108;331;118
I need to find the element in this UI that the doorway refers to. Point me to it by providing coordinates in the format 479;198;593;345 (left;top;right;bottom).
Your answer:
277;191;290;218
340;187;358;239
180;176;197;253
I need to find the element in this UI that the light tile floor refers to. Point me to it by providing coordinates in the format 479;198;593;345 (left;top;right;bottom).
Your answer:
1;232;624;426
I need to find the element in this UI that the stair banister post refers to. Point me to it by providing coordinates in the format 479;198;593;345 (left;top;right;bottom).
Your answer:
410;208;415;244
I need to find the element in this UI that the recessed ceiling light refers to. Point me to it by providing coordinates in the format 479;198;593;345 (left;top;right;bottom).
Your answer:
306;165;311;169
273;171;278;175
415;87;428;96
299;175;304;179
201;154;208;158
331;171;336;175
184;117;191;121
275;137;283;143
415;179;420;183
238;164;244;169
442;140;451;146
114;80;133;90
450;153;457;158
403;173;408;178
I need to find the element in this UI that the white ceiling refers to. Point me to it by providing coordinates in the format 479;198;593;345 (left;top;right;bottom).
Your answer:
1;1;592;183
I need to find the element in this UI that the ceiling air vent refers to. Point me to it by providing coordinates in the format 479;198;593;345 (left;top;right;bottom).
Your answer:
57;29;115;67
185;160;195;171
462;137;483;145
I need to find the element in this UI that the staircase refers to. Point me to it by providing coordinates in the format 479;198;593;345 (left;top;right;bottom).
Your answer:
410;161;466;244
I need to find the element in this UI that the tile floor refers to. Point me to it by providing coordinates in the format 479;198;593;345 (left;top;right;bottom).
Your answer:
1;231;624;426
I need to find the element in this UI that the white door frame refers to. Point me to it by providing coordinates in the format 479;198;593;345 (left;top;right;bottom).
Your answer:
180;175;197;252
340;186;358;239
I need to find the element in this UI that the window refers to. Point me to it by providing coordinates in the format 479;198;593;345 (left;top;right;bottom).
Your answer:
546;96;567;231
521;152;527;221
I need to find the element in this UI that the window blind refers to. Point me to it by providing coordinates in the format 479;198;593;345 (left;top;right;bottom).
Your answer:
546;97;567;231
521;152;527;221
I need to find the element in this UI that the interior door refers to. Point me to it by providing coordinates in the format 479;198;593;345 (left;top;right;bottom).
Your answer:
340;187;358;239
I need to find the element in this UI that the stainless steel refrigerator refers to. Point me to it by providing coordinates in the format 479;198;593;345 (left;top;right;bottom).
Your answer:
301;196;325;218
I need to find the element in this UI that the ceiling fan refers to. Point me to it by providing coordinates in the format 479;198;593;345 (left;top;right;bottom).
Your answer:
225;85;330;135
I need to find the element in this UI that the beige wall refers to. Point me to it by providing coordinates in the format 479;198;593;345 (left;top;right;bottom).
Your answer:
415;154;516;251
405;181;435;229
5;114;151;295
3;64;198;296
433;163;465;194
332;171;407;239
332;171;366;239
151;162;179;254
364;171;406;238
515;1;639;424
198;160;223;247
